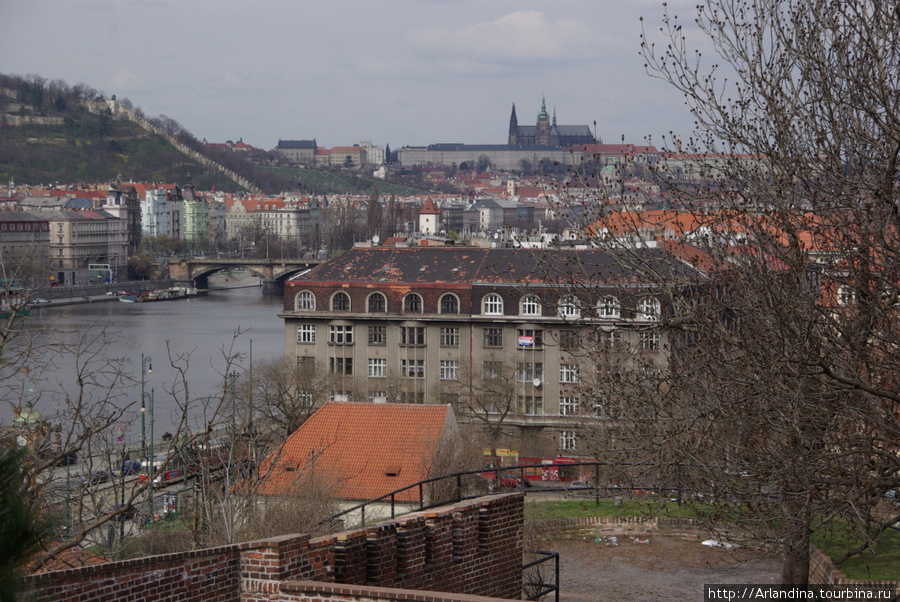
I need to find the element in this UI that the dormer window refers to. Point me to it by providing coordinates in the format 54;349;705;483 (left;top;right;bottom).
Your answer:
403;293;423;314
483;293;503;315
558;296;580;319
332;292;350;312
295;291;315;311
439;294;459;314
520;295;541;316
368;292;387;313
598;296;620;319
637;297;660;320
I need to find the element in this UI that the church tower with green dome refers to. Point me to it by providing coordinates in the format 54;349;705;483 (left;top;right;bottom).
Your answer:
535;97;551;145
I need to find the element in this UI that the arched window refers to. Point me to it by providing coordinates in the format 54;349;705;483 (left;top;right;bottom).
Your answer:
520;295;541;316
439;294;459;314
368;292;387;313
403;293;423;313
637;297;660;320
558;296;580;319
332;292;350;312
295;291;315;311
598;296;620;319
482;293;503;315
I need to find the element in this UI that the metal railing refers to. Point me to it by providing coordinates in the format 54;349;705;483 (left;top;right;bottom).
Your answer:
523;551;559;602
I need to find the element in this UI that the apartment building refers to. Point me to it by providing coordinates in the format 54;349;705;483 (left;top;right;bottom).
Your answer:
0;211;50;285
281;246;697;459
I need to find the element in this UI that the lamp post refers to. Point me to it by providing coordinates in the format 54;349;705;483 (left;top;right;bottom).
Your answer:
148;388;154;518
140;355;152;462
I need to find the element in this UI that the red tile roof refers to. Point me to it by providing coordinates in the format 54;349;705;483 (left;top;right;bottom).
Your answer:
256;402;455;502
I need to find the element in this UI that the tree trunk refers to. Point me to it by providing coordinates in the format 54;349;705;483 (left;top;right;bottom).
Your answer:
781;514;811;585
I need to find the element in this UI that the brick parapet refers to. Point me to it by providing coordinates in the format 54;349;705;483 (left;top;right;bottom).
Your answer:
24;494;524;602
279;580;519;601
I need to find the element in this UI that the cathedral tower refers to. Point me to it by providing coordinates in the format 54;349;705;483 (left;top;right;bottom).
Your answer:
508;103;519;145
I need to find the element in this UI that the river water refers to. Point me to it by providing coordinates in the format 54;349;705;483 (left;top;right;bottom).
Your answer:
3;282;286;442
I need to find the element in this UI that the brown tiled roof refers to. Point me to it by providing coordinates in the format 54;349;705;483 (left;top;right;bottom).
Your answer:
30;543;108;573
256;402;454;502
293;247;694;286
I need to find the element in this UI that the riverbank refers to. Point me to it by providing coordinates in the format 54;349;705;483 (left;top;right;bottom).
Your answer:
28;271;263;308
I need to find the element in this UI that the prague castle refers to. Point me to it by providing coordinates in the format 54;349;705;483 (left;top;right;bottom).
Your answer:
507;97;594;147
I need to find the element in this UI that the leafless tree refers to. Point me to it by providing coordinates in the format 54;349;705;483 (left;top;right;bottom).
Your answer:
547;0;900;585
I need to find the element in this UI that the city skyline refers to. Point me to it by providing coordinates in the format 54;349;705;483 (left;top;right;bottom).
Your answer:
2;0;703;151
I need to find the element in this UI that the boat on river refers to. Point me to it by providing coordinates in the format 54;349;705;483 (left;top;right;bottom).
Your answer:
119;286;200;303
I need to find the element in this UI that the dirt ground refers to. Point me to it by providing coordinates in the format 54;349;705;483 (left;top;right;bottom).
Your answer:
529;532;781;601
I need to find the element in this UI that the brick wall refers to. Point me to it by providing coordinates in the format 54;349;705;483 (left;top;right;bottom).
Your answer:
809;546;899;598
24;493;523;602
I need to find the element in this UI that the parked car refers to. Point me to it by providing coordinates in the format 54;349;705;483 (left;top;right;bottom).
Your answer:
79;469;110;488
566;480;597;497
104;503;138;520
484;472;529;491
120;459;142;476
884;489;900;506
28;298;51;307
52;451;78;467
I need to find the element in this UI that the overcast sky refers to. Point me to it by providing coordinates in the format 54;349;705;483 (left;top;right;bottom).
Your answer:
2;0;703;152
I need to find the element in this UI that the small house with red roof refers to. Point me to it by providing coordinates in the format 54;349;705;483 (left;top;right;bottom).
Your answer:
256;402;458;504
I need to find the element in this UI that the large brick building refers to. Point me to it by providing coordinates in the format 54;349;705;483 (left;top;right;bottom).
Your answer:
281;246;698;459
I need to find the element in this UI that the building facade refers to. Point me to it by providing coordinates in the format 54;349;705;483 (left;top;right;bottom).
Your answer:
0;211;50;286
281;246;692;459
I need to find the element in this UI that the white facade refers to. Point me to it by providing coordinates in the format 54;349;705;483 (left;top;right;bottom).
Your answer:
142;187;171;237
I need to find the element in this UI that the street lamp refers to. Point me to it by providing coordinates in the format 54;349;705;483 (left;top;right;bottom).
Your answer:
140;355;152;462
148;388;155;519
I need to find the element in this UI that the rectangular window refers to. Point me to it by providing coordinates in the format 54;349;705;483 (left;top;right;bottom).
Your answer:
599;330;622;350
516;329;543;349
483;327;503;348
559;329;579;350
519;394;543;415
401;359;425;379
560;430;577;451
368;325;386;346
559;396;580;416
440;327;460;347
516;362;543;383
400;326;425;347
440;360;459;380
560;364;580;384
483;361;502;380
330;390;351;402
640;332;660;352
369;391;388;403
296;355;314;367
368;358;387;378
329;325;354;345
401;391;425;404
329;357;353;375
440;392;458;407
297;324;316;344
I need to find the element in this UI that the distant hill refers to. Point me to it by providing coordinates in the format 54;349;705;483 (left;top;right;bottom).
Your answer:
0;73;441;196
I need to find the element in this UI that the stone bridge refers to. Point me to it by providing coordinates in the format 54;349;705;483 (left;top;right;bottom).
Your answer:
167;257;325;293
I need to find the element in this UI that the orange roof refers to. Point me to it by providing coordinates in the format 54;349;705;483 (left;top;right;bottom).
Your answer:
256;402;455;502
420;197;440;214
30;542;108;573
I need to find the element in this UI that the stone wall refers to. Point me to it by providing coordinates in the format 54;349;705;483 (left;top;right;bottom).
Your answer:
24;494;523;602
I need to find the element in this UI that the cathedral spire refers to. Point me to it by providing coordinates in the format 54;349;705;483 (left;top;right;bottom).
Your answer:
552;107;557;127
538;96;549;120
508;103;519;145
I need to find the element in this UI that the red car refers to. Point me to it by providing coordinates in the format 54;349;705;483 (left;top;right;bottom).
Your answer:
485;472;529;490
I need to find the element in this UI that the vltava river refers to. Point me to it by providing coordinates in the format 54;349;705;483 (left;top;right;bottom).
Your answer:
3;284;286;442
